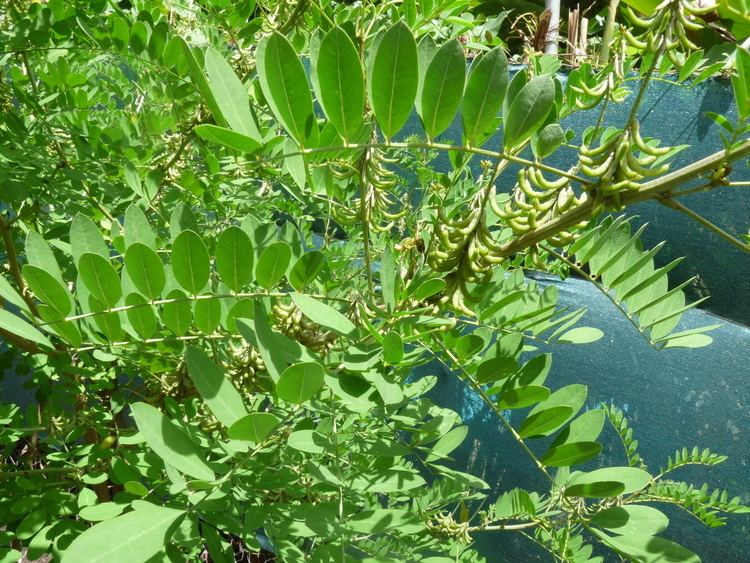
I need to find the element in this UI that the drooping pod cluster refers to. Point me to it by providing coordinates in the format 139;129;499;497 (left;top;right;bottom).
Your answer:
579;121;672;206
426;188;506;315
624;0;708;65
497;167;587;247
569;63;628;111
331;144;407;233
227;342;267;394
272;300;337;352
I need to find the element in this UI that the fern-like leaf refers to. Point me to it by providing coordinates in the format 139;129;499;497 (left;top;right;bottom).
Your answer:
643;481;750;527
603;403;646;469
660;446;728;476
564;216;719;349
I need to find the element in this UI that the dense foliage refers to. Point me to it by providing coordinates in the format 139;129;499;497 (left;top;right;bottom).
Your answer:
0;0;749;561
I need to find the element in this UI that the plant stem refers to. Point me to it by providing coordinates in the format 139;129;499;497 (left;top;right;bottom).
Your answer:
499;139;750;257
358;150;375;295
48;291;348;325
659;198;749;253
598;0;621;65
429;336;554;483
468;521;540;532
0;213;39;317
262;143;587;184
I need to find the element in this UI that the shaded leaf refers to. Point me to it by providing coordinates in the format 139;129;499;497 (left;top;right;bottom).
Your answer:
61;502;184;563
256;241;291;290
186;346;247;428
291;293;357;337
276;361;325;404
130;403;214;481
228;413;280;442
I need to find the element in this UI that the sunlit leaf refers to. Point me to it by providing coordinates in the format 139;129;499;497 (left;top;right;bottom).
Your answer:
171;230;210;294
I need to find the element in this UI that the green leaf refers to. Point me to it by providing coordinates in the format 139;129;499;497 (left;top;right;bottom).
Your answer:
565;480;625;498
498;386;550;409
540;441;603;467
314;27;364;141
531;123;565;159
0;309;53;349
170;203;199;241
732;47;750;120
22;265;71;317
194;296;221;333
368;21;419;139
419;39;465;138
161;289;192;336
216;226;254;292
78;502;127;522
255;241;291;290
78;253;122;308
124;243;165;300
276;361;325;404
592;506;669;536
382;331;404;364
0;275;30;314
567;467;652;495
462;47;508;145
130;403;215;481
381;243;396;311
171;230;210;294
551;408;606;448
204;47;261;140
61;502;184;563
186;346;247;428
125;293;157;339
290;293;357;337
228;412;281;442
426;425;468;462
70;214;109;267
519;406;574;438
503;75;555;150
287;429;331;453
25;231;63;284
527;384;587;429
256;32;315;145
289;251;325;291
124;205;156;250
591;531;701;563
347;509;425;534
557;326;604;344
194;125;261;153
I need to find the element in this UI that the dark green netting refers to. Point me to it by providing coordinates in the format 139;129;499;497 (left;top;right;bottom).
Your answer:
403;73;750;560
420;275;750;561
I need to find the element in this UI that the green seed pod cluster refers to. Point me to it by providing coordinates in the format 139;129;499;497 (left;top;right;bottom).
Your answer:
226;341;268;396
427;188;506;315
497;167;587;247
579;122;673;209
331;144;406;233
272;300;337;352
624;0;708;65
426;512;472;544
570;69;627;110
